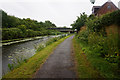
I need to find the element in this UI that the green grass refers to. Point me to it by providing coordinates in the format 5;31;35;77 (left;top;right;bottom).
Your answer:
73;36;120;78
3;35;72;78
72;37;103;78
82;45;119;78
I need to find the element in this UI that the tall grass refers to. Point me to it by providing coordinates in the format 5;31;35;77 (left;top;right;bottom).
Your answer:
76;27;120;78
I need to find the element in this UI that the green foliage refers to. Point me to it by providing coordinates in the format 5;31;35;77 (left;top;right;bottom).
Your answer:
2;28;23;40
76;10;120;64
17;25;27;32
86;10;120;32
77;30;89;44
75;36;119;78
1;10;58;40
74;10;120;78
71;12;87;32
8;64;14;71
73;38;102;78
3;35;72;78
101;10;120;26
88;32;119;60
46;37;61;46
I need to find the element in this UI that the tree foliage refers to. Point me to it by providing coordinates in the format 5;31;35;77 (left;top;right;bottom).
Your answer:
1;10;61;40
71;12;87;33
86;10;120;33
75;10;120;70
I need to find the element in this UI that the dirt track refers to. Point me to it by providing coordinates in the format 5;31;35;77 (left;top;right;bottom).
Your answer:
34;35;76;78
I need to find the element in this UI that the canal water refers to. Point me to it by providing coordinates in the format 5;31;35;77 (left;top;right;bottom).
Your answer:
2;35;60;75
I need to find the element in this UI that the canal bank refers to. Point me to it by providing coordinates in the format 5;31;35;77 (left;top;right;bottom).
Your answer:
1;35;62;46
2;34;72;78
2;34;64;76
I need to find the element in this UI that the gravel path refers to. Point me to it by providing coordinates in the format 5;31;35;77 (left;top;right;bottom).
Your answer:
34;35;76;78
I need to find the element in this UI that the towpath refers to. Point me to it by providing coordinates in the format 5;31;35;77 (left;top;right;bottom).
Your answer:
34;35;76;78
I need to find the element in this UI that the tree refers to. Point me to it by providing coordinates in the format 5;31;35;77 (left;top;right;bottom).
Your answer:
71;12;87;33
2;10;60;40
63;26;67;28
17;25;27;32
44;20;56;28
2;10;9;28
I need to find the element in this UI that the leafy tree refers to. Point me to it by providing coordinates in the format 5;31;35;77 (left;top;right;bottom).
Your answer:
2;10;60;40
71;12;87;33
44;20;56;28
2;28;23;40
2;10;9;28
17;25;27;32
63;26;67;28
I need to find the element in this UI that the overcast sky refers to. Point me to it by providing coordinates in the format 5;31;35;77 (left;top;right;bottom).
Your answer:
0;0;119;27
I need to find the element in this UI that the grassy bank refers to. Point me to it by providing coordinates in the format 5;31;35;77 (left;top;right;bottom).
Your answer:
3;34;72;78
1;36;43;43
73;36;119;78
72;37;102;78
1;34;59;43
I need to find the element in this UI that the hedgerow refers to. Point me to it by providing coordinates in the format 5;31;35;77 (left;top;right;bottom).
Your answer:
72;10;120;78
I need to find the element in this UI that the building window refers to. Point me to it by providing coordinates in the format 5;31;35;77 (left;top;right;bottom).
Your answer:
107;5;111;9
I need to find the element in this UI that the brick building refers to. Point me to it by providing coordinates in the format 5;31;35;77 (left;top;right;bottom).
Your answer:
92;0;119;16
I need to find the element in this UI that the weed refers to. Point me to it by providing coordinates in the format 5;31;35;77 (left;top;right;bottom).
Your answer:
8;64;14;71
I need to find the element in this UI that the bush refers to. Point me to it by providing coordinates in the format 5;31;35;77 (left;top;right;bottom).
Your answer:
87;32;119;62
86;10;120;33
77;28;89;44
75;10;120;78
2;28;23;40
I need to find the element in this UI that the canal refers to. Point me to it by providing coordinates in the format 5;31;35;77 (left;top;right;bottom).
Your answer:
2;35;61;75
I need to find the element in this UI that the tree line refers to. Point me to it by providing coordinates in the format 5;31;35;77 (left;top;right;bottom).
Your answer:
1;10;61;40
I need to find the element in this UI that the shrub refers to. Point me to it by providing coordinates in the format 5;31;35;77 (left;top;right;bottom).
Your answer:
77;27;89;44
86;10;120;33
75;10;120;78
87;31;119;63
2;28;23;40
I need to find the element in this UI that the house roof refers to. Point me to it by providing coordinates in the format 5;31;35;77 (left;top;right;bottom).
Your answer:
92;6;101;11
92;6;101;9
93;1;119;16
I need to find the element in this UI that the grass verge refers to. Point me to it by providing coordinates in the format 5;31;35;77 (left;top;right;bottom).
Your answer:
3;35;72;78
73;36;120;78
72;37;103;78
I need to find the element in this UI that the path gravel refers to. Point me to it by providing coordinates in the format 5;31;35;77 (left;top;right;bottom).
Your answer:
34;35;76;78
